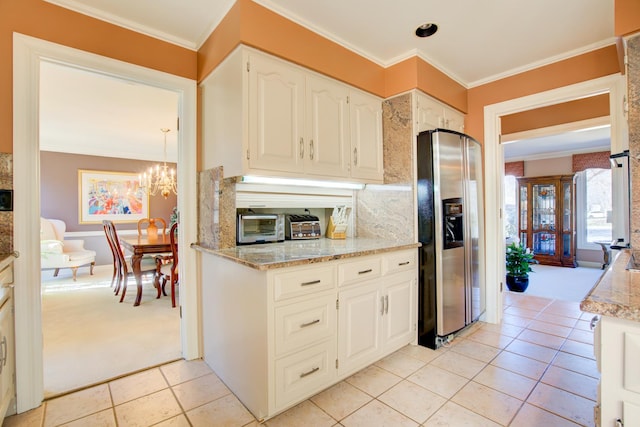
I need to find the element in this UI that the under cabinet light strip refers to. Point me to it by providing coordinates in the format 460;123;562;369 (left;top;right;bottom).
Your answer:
240;176;365;190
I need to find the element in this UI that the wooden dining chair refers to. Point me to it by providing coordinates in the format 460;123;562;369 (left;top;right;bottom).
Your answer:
105;220;158;303
158;222;179;307
102;220;121;292
137;217;167;238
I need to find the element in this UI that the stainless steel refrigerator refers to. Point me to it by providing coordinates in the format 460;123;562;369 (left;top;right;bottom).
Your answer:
417;129;485;349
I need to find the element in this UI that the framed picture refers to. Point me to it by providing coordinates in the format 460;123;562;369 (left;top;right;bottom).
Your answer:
78;170;149;224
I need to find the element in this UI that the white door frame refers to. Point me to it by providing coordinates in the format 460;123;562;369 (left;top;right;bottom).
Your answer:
483;74;627;324
13;33;200;412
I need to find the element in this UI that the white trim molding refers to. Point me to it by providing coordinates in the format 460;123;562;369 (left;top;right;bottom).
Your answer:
483;74;626;325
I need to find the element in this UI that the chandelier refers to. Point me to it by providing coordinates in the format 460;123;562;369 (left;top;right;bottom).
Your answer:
139;128;177;199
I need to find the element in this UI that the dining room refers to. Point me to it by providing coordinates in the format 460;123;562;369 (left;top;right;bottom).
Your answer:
38;117;181;398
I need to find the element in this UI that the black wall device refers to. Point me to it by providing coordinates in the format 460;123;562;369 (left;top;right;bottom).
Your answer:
0;190;13;211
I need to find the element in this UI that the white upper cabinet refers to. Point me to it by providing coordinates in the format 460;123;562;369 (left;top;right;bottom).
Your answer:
305;74;350;178
415;91;465;134
248;53;305;174
201;46;383;183
349;90;384;181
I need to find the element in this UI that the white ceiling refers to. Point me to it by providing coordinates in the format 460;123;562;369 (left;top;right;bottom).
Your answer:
40;0;616;161
503;126;611;162
39;61;179;162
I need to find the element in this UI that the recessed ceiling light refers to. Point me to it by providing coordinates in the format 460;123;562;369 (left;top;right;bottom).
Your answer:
415;23;438;38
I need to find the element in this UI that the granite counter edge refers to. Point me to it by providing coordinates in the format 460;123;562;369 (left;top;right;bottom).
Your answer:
580;250;640;322
191;242;421;270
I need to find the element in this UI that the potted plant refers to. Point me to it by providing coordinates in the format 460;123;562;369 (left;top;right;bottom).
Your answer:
505;242;536;292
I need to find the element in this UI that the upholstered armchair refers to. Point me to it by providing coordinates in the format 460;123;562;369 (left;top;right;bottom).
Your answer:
40;218;96;281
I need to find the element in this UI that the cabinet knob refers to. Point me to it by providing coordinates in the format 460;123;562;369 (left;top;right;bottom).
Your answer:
353;148;358;166
310;139;314;160
299;138;304;159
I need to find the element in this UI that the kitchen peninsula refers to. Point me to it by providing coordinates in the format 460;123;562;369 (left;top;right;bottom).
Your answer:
193;238;420;421
580;250;640;426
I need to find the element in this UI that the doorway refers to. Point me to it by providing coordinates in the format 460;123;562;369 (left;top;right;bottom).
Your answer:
482;74;628;325
13;34;199;413
38;60;182;397
501;120;613;302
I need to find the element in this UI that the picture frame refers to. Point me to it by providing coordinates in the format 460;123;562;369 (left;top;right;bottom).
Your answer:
78;169;149;224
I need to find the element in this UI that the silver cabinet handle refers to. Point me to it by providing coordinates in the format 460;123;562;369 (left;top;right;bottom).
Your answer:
385;295;389;314
300;366;320;378
380;296;385;315
310;139;314;160
300;137;304;159
590;315;600;330
300;280;321;286
353;147;358;166
358;269;372;275
300;319;320;328
398;261;410;266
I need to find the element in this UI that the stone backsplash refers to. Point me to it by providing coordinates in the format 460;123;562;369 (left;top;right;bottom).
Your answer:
197;166;235;250
0;153;12;254
628;34;640;249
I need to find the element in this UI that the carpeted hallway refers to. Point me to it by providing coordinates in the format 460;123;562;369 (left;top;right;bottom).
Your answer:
519;264;604;303
41;264;181;398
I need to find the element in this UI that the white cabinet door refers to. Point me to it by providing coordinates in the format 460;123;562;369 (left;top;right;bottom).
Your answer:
350;90;383;181
382;272;415;353
416;91;465;133
248;53;305;173
0;296;13;422
305;75;350;178
416;92;444;132
338;281;382;376
443;105;465;133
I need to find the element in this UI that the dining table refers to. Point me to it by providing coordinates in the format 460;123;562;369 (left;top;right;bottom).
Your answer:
121;234;172;306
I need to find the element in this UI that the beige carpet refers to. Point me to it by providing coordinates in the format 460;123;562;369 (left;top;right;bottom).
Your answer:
515;263;604;303
41;264;181;398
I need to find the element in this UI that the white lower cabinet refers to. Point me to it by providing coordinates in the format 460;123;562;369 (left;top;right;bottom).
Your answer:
381;272;415;353
337;269;416;377
275;339;336;410
597;315;640;427
0;263;14;423
337;281;382;376
201;248;417;421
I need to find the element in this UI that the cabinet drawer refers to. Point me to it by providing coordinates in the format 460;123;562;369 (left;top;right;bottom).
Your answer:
383;250;417;275
275;295;336;356
338;256;381;287
275;340;336;410
273;265;336;301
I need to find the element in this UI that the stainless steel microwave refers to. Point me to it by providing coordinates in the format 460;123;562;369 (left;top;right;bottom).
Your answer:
237;213;285;244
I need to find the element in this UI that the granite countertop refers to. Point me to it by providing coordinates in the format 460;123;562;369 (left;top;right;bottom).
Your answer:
192;238;421;270
580;250;640;322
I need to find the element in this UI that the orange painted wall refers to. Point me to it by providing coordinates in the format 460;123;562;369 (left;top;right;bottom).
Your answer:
0;0;197;154
467;45;620;143
198;0;386;96
615;0;640;36
383;57;467;113
501;93;610;135
197;0;464;111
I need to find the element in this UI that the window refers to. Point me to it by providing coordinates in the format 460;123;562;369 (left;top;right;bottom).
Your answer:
504;175;518;241
576;168;612;248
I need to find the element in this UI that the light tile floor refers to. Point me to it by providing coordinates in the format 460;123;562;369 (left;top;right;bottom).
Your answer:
3;292;599;426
